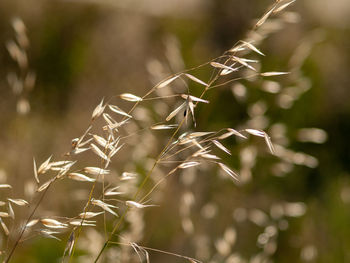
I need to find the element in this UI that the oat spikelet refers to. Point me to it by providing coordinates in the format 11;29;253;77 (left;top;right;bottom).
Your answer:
120;93;143;102
274;0;296;13
108;104;132;118
33;157;39;184
0;184;12;189
212;140;231;155
68;173;96;182
90;143;109;162
157;74;180;89
231;56;256;71
92;98;105;121
218;163;239;182
239;40;265;56
166;102;186;121
260;71;290;76
37;156;52;174
255;3;277;28
178;161;201;169
125;201;157;209
185;73;208;87
91;199;118;217
151;124;178;130
7;198;28;206
41;218;68;229
0;218;9;235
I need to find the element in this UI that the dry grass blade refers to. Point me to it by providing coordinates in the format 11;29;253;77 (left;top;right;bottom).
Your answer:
157;74;180;89
108;104;132;118
120;93;143;102
218;163;239;181
166;102;186;121
68;173;96;182
185;73;208;87
260;71;289;76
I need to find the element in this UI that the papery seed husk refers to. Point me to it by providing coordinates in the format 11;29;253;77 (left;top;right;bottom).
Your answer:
240;41;265;56
255;4;277;28
68;173;95;182
151;124;178;130
79;212;104;219
37;156;52;174
33;158;39;183
83;167;110;176
8;198;28;206
212;140;231;155
274;0;296;13
178;161;201;169
166;102;186;121
92;98;105;121
90;143;109;162
108;104;132;118
120;93;142;102
245;129;266;137
0;218;9;235
185;73;208;87
157;75;179;89
0;212;9;218
260;71;289;77
219;163;239;181
0;184;12;189
41;218;68;229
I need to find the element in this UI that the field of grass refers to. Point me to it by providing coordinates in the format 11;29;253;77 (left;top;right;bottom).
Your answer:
0;0;350;262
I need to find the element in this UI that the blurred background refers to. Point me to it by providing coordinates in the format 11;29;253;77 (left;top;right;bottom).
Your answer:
0;0;350;262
